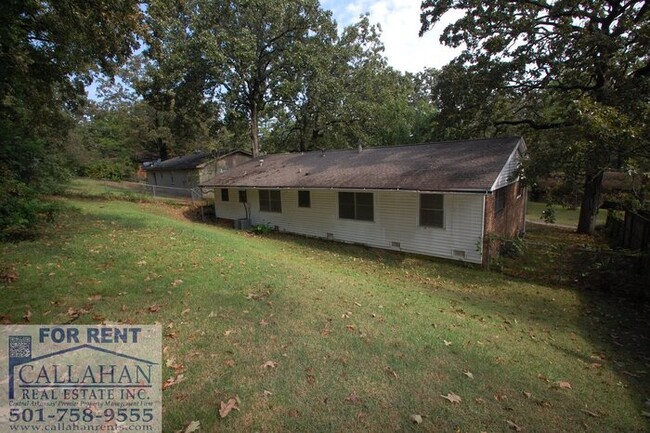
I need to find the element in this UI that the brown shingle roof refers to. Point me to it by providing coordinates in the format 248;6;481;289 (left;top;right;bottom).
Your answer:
201;137;523;193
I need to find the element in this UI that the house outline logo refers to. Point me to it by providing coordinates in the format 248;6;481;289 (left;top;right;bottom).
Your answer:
8;336;158;400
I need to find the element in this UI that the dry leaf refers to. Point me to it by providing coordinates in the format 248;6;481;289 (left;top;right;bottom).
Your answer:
263;390;273;397
148;304;161;313
162;374;185;390
171;279;183;287
557;381;572;389
475;397;486;404
581;409;600;418
184;420;200;433
506;420;523;431
181;308;191;315
87;294;102;302
344;393;361;403
463;371;474;379
410;414;423;424
225;359;235;367
261;360;277;369
224;329;235;336
523;391;532;399
444;340;452;346
23;308;32;322
219;398;239;418
0;314;12;324
440;392;462;404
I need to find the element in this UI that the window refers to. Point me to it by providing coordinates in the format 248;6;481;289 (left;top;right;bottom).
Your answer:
221;188;229;202
298;191;311;208
238;190;247;203
495;187;506;213
259;190;282;212
338;192;373;221
420;194;444;227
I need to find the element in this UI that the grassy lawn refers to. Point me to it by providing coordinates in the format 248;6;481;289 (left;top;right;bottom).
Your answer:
1;197;648;432
526;201;609;227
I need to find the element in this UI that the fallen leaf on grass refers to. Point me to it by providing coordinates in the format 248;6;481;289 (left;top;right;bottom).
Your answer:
443;340;452;346
263;390;273;397
224;329;235;336
523;391;532;399
183;420;200;432
581;409;600;418
440;392;462;404
506;419;523;431
410;414;423;424
171;279;183;287
23;308;32;322
148;305;161;313
181;308;191;315
556;381;572;389
219;397;240;418
385;367;398;379
0;314;12;324
162;374;185;390
261;360;277;369
87;294;102;302
344;393;361;403
463;371;474;379
224;359;235;368
1;267;19;283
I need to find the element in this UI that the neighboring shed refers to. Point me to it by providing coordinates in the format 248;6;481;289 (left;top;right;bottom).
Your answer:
145;150;251;194
201;137;527;266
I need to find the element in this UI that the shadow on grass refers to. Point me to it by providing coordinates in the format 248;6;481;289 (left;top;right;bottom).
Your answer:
229;224;650;426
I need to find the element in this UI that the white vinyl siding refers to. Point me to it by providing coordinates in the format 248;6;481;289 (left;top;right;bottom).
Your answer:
214;189;484;263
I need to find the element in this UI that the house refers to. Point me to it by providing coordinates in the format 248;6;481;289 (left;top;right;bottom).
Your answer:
201;137;527;266
144;149;252;195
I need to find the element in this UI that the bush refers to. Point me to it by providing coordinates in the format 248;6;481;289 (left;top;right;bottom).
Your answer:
0;179;62;241
540;203;556;224
250;223;275;234
85;159;133;181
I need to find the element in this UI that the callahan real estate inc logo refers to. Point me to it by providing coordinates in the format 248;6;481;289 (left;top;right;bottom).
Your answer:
1;325;161;432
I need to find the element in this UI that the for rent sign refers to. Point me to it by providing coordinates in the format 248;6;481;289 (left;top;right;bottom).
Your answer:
1;325;161;432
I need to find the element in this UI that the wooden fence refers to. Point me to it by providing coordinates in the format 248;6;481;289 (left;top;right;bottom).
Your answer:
607;210;650;251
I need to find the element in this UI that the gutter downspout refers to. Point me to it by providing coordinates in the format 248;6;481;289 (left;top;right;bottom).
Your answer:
481;190;488;269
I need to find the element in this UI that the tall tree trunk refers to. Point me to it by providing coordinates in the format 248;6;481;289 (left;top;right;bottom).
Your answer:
156;137;168;161
250;101;260;157
577;168;604;234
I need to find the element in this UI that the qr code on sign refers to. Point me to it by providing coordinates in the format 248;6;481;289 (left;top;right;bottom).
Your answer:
9;336;31;358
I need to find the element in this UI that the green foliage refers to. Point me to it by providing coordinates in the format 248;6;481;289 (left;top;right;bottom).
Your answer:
540;203;557;224
85;159;134;181
420;0;650;234
250;223;275;234
0;0;142;240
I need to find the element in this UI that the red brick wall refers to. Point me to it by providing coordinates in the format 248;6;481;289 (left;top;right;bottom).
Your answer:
483;182;527;266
